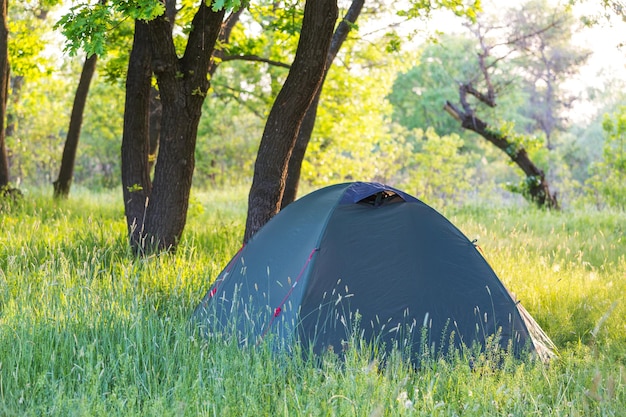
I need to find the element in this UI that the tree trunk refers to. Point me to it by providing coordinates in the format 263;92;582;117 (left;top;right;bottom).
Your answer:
121;20;153;249
138;3;225;252
5;75;22;140
53;53;98;198
146;0;178;175
122;3;241;254
244;0;339;242
0;0;9;190
148;86;161;173
281;0;364;208
280;92;321;207
444;100;559;209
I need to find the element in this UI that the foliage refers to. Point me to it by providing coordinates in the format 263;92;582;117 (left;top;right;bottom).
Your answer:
54;0;165;57
483;121;554;201
576;0;626;28
195;92;265;187
55;0;245;58
387;37;474;137
4;53;127;191
217;1;304;100
506;0;591;143
5;64;76;187
383;0;482;52
398;127;474;207
4;0;625;212
388;33;534;148
7;4;55;79
72;73;126;189
585;106;626;209
400;0;482;21
302;42;411;186
1;189;625;415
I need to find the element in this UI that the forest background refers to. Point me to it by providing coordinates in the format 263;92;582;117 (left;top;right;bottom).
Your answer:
4;0;625;215
2;1;626;415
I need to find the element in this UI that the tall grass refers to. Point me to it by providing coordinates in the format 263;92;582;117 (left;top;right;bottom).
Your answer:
1;188;624;416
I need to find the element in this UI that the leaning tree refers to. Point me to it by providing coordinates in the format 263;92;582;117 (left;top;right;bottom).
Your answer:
442;1;576;209
244;0;339;242
280;0;364;208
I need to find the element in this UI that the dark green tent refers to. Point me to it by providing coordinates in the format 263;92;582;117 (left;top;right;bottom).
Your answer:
192;182;555;363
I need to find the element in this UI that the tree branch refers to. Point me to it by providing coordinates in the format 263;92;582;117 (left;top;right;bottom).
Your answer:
221;54;291;69
462;83;496;107
209;7;245;76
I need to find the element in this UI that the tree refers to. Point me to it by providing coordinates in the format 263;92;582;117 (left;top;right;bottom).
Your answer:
280;0;364;207
59;1;266;252
280;0;483;206
0;0;9;192
388;36;475;139
129;3;229;252
243;0;339;242
54;0;139;199
445;97;559;208
53;53;98;198
508;0;590;149
300;43;411;188
401;128;474;207
121;19;153;249
441;2;569;208
5;0;64;191
59;0;244;252
1;0;52;193
586;106;626;209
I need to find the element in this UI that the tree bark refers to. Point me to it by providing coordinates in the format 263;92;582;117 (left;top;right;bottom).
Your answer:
281;0;364;208
146;0;180;174
146;7;242;177
280;92;320;207
244;0;339;242
0;0;9;189
5;76;22;142
148;86;161;173
121;20;153;249
53;53;98;198
138;3;225;252
444;99;559;209
122;3;241;253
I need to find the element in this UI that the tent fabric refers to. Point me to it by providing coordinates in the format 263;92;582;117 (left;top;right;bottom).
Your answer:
192;182;555;363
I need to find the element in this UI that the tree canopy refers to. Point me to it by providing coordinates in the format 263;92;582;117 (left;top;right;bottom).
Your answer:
1;0;625;238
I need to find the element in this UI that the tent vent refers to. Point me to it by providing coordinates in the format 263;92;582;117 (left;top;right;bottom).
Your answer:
357;191;404;207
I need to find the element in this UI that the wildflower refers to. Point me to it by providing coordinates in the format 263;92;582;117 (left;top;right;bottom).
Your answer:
396;391;413;409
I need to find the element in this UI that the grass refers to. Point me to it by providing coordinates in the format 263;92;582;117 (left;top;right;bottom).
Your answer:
1;187;625;416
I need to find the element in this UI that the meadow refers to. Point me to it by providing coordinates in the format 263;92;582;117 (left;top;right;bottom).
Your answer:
1;187;625;416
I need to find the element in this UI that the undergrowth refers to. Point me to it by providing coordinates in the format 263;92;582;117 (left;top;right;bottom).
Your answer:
0;188;624;416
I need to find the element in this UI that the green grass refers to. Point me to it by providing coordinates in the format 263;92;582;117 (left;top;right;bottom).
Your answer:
1;188;625;416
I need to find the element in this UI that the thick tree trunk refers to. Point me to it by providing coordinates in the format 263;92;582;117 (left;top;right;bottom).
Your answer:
0;0;9;189
444;100;559;209
122;3;240;253
138;3;225;252
244;0;339;242
145;8;242;177
281;0;364;208
146;0;178;175
121;20;153;249
280;92;321;207
53;53;98;198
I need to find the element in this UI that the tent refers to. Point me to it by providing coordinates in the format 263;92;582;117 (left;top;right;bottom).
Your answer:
192;182;555;363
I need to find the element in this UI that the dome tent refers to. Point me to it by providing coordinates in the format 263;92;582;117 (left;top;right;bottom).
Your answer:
192;182;555;363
